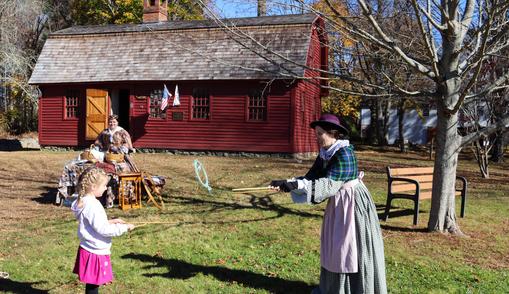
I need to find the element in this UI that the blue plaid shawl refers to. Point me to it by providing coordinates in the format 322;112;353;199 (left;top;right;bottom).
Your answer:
305;145;358;181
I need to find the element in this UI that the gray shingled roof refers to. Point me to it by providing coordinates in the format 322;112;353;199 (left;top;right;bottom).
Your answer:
29;14;316;84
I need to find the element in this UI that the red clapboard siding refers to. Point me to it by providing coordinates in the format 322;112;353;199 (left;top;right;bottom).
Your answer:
39;80;294;153
130;80;293;152
291;19;325;153
39;86;80;146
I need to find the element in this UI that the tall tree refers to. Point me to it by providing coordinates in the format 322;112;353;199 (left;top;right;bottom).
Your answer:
201;0;509;233
321;0;509;233
0;0;47;133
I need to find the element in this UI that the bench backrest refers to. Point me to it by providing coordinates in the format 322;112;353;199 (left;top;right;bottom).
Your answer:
387;167;434;199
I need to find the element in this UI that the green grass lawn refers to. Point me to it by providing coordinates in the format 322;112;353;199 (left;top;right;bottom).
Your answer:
0;148;508;293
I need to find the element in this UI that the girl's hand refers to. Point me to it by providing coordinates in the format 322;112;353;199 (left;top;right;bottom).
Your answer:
126;224;135;231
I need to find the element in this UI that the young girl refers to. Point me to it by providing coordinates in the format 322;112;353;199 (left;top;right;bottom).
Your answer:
71;167;134;294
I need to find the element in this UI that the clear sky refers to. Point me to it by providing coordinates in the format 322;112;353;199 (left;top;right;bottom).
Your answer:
211;0;313;18
209;0;249;18
212;0;262;18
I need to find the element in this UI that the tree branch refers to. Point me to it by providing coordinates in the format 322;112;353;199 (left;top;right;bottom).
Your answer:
410;0;440;77
355;0;437;79
460;114;509;148
465;69;509;100
413;0;447;30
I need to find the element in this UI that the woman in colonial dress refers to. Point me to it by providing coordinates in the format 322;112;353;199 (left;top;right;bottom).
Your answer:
270;114;387;294
94;114;134;154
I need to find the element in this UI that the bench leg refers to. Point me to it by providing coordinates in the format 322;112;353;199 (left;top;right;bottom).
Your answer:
384;195;392;221
460;191;466;218
413;198;419;226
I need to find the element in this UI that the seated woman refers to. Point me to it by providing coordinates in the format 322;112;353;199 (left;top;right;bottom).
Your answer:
94;114;134;154
56;115;135;207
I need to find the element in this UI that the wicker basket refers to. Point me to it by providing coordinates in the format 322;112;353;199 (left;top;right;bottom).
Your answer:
80;145;97;162
80;150;95;162
105;152;125;163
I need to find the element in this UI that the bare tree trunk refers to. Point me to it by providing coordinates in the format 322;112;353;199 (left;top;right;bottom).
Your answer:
472;140;490;178
376;98;385;146
491;130;506;163
429;106;461;233
257;0;266;16
398;99;406;152
428;80;462;234
368;99;378;145
383;99;391;145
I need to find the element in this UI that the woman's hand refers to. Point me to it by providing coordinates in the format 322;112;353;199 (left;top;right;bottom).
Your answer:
126;224;135;231
269;180;298;192
269;180;286;190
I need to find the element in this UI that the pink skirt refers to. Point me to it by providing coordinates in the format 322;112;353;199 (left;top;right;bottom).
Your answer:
73;246;113;285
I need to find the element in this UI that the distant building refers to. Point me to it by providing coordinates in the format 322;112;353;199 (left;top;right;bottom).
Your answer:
360;107;437;145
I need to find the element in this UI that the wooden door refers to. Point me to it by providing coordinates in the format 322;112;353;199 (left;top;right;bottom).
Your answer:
86;89;109;140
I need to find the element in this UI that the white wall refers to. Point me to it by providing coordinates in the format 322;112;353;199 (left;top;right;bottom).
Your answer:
361;108;437;145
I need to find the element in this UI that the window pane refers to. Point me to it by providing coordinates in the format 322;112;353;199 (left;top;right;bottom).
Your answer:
65;90;80;118
192;88;209;119
248;90;267;121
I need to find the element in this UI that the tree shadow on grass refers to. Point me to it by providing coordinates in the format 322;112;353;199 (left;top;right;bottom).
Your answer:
122;253;314;293
375;204;427;219
380;224;428;232
0;279;48;293
376;207;417;220
375;205;429;232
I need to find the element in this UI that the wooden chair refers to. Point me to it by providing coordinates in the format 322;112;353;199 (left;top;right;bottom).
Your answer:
384;166;467;225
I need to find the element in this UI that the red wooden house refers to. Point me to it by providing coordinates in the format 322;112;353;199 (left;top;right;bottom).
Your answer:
29;2;328;156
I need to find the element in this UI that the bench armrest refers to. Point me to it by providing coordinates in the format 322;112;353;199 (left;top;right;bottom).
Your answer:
388;177;420;195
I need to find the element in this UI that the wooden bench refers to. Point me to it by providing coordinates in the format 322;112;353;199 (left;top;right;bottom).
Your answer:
384;167;467;225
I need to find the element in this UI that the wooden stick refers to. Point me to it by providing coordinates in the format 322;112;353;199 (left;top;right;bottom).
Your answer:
130;221;175;224
232;186;272;192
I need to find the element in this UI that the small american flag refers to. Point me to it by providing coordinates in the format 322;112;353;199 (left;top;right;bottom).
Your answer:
161;84;171;111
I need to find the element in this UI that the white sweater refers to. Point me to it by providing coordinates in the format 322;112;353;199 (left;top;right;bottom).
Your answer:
71;196;129;255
